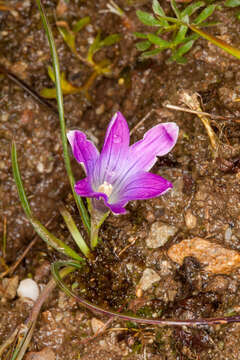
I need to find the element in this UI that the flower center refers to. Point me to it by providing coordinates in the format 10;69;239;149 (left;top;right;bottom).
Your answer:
97;181;113;198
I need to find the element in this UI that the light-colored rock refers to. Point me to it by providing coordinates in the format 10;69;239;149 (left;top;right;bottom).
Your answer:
136;268;160;297
25;347;55;360
184;209;197;229
168;237;240;274
146;222;177;248
91;318;105;334
17;278;39;301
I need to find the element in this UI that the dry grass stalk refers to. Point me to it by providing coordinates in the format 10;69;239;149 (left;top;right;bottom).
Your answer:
179;90;219;154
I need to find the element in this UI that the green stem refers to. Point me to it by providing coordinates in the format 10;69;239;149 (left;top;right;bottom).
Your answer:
36;0;90;234
90;210;109;249
189;24;240;60
60;206;91;259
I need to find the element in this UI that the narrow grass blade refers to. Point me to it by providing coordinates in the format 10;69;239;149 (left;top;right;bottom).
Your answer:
51;261;83;298
35;0;90;234
11;142;32;218
190;24;240;60
60;206;91;258
10;320;37;360
12;142;84;262
30;218;85;262
8;265;76;360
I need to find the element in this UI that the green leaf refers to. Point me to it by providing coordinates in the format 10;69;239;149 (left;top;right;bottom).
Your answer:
11;142;32;219
193;5;216;25
40;87;58;98
170;0;181;19
181;1;205;17
152;0;165;16
140;48;162;58
136;40;151;51
73;16;90;33
225;0;240;7
87;32;120;62
134;32;148;39
174;24;188;44
87;31;101;61
152;0;168;26
174;39;195;57
41;70;82;98
169;39;195;64
60;206;91;258
100;33;121;47
147;33;170;48
31;218;85;262
58;26;76;53
136;10;161;26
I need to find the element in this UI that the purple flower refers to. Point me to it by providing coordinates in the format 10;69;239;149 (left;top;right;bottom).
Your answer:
67;112;178;214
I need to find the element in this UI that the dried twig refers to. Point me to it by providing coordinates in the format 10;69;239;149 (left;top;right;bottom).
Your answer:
130;110;155;135
165;104;228;120
0;65;58;114
179;90;219;153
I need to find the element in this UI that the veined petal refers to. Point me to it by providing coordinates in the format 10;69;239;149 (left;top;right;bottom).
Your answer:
67;130;99;175
75;178;126;214
93;112;130;188
105;202;127;215
115;171;172;204
128;122;179;172
111;122;178;195
75;177;108;202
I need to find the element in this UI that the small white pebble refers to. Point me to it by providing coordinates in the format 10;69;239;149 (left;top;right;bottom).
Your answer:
37;162;44;173
17;279;39;301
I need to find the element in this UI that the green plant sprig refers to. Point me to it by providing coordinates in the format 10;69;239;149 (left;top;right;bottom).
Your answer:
135;0;240;63
41;19;121;99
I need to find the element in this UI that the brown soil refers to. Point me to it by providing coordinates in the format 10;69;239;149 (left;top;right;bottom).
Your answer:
1;1;240;359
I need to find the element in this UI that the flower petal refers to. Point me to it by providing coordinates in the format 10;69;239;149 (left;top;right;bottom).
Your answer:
75;178;126;214
93;112;130;187
128;122;179;172
67;130;99;175
105;202;127;215
115;171;172;204
75;177;109;202
111;122;178;195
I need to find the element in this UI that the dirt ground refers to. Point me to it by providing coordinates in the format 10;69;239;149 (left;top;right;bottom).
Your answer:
1;0;240;359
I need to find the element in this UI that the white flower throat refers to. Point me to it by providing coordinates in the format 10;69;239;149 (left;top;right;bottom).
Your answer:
97;181;113;198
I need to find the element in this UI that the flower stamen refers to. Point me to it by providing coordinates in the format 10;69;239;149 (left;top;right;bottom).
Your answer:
98;181;113;198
